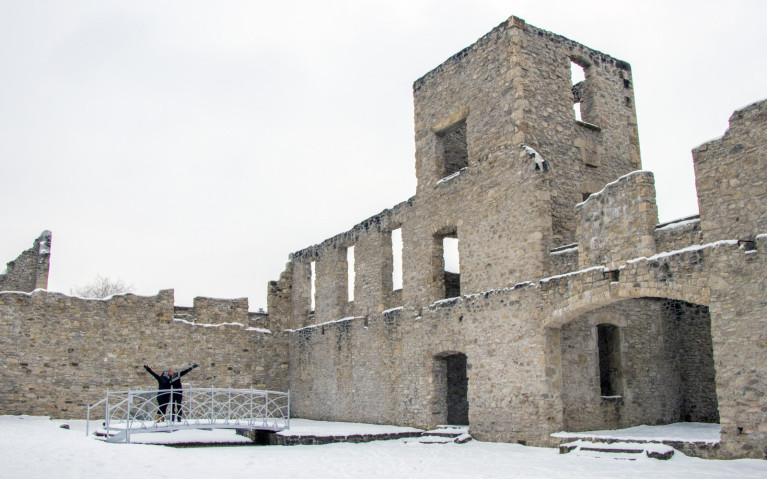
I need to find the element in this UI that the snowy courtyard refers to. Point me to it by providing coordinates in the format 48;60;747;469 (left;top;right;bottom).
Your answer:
2;416;766;478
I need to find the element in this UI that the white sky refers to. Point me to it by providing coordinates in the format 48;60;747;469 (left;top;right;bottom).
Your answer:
1;0;766;309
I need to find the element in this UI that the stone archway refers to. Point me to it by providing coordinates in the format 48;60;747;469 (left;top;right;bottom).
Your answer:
554;297;719;432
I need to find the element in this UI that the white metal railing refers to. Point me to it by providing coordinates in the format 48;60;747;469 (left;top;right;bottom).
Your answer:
87;387;290;443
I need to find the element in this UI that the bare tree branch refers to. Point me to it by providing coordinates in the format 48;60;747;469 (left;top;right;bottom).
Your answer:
70;275;133;298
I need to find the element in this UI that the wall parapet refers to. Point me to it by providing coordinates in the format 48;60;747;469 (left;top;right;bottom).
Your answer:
0;288;288;418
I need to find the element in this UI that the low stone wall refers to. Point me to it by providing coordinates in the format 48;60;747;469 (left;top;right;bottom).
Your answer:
654;216;703;252
0;289;288;418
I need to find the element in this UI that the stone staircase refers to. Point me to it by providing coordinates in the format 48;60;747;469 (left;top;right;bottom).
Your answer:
405;425;472;444
559;439;675;460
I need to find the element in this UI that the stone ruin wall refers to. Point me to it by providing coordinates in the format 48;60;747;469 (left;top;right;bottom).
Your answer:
270;16;646;330
0;231;51;293
560;299;718;432
272;87;767;458
408;17;641;302
281;169;725;447
0;288;288;418
692;99;767;459
694;100;767;244
0;15;765;460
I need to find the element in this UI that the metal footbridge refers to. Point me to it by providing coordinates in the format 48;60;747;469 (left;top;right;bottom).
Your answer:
87;387;290;443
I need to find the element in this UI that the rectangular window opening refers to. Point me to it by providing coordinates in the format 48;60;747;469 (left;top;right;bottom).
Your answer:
391;228;403;291
597;323;622;397
443;235;460;298
347;246;355;302
310;261;316;312
573;102;583;122
437;121;468;179
571;60;586;122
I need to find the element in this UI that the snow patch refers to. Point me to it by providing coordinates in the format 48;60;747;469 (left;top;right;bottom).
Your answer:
575;170;653;207
286;315;365;333
625;239;739;265
655;218;700;231
550;245;578;255
435;167;467;185
552;422;721;445
173;318;246;331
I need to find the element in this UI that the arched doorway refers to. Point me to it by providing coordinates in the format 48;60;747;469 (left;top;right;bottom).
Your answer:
557;298;719;431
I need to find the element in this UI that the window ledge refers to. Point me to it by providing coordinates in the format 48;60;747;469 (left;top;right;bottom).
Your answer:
575;120;601;131
435;167;468;186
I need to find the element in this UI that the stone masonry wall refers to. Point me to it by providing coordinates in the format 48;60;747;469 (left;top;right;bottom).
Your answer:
269;16;767;459
560;299;718;432
273;16;644;331
576;171;658;270
0;231;51;293
694;99;767;244
654;216;703;252
0;289;288;418
706;234;767;459
288;284;563;447
691;102;767;458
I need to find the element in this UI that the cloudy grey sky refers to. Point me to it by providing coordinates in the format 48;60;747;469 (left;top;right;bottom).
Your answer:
1;0;765;309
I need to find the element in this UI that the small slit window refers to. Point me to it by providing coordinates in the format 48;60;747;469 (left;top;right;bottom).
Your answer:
391;228;403;291
442;234;460;299
597;323;622;397
347;246;355;302
310;261;316;312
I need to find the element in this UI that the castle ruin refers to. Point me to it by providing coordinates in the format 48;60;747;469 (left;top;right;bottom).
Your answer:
1;16;765;459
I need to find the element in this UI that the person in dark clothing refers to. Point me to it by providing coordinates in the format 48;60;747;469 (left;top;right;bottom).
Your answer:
143;365;173;422
168;363;199;422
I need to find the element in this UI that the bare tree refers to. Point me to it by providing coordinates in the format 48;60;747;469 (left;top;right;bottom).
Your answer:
70;275;133;298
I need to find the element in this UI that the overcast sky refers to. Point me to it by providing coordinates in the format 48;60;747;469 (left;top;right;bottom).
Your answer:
1;0;765;309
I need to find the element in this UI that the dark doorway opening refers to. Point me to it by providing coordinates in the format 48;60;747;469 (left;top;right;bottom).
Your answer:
439;353;469;425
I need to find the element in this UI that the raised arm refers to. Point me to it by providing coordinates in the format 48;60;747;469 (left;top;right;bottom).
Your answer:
144;365;160;380
179;363;199;377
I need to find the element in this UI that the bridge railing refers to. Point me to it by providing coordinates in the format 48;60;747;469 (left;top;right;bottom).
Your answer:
87;387;290;443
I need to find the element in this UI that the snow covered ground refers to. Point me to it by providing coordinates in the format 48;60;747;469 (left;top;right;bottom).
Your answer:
2;416;766;479
551;422;722;444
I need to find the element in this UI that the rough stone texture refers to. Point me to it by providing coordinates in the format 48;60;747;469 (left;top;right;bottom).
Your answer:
694;100;767;244
1;15;765;460
0;231;51;293
706;235;767;459
576;171;658;270
560;299;718;432
654;215;703;252
0;289;288;418
266;16;767;459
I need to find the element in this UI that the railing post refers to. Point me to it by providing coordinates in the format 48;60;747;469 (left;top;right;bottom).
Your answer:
105;389;110;434
210;387;215;425
125;390;132;443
